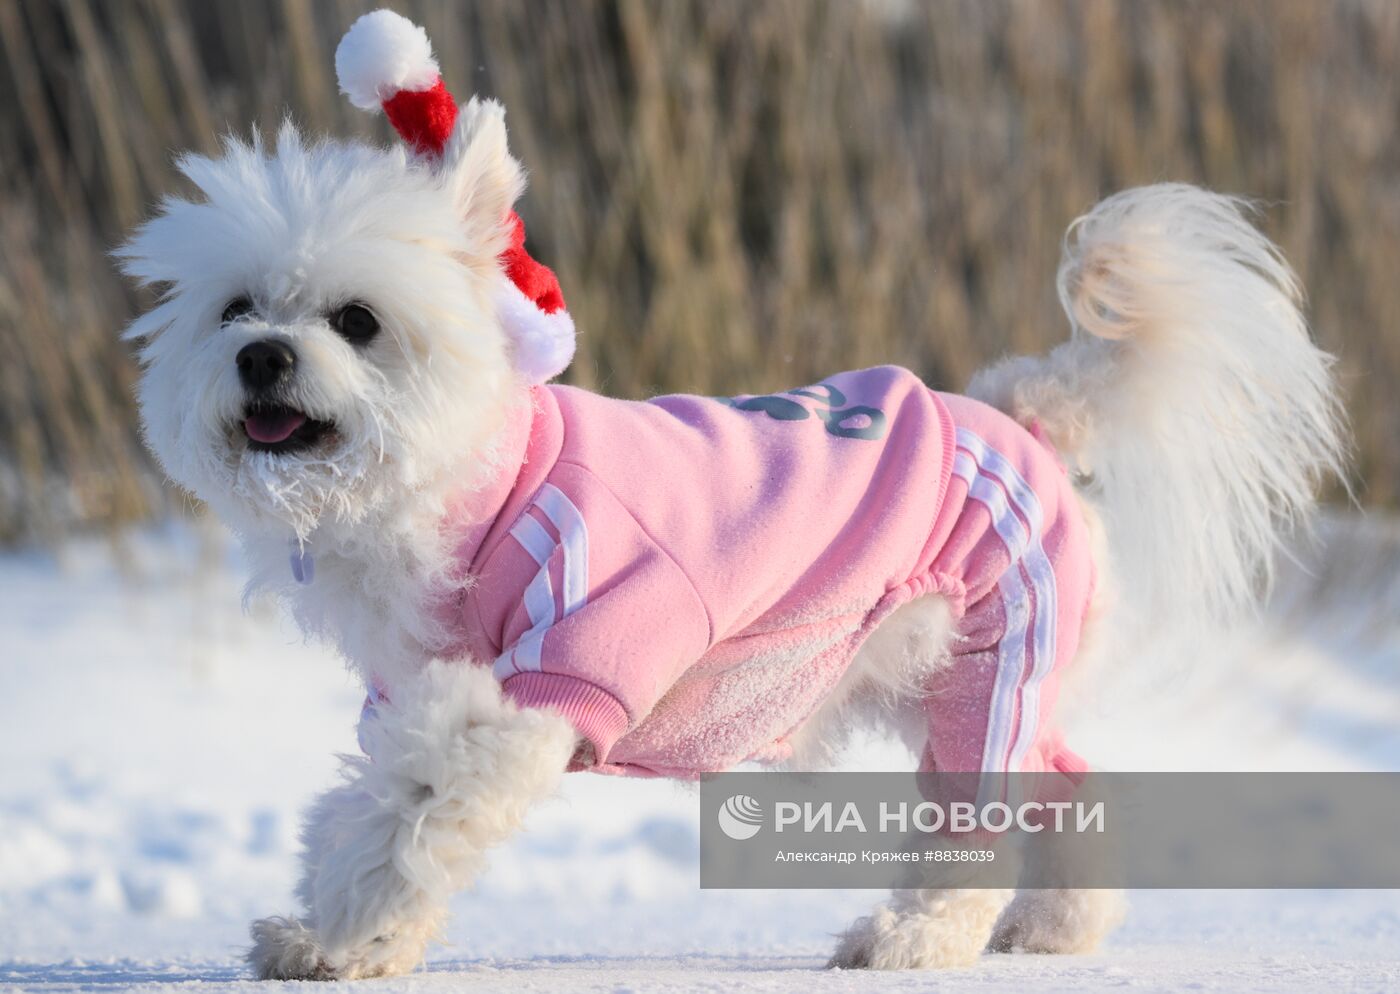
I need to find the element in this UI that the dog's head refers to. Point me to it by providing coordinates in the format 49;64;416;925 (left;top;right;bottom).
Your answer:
118;97;528;539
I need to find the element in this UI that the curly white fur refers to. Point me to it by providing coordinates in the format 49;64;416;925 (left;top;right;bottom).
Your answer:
830;847;1021;970
971;185;1348;631
118;100;530;689
249;661;576;980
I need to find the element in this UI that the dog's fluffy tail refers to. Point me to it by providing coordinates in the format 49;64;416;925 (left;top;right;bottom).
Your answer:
969;183;1348;629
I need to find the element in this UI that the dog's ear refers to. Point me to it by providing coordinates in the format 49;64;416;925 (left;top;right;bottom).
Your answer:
438;97;526;261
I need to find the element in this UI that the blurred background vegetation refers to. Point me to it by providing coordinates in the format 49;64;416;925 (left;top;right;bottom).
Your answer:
1;0;1397;545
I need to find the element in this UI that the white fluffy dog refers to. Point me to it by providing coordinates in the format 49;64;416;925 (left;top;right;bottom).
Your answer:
118;11;1346;981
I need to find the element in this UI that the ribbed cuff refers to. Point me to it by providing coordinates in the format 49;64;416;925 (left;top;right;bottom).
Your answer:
502;671;631;765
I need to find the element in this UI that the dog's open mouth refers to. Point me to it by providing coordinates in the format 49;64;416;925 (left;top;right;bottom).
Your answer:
242;405;334;455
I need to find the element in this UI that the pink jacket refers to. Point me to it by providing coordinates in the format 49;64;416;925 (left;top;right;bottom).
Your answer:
370;366;1095;782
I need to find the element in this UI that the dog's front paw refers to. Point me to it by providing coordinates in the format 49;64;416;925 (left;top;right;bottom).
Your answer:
248;915;335;980
247;915;432;981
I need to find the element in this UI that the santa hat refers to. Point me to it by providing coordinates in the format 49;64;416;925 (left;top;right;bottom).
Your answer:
334;9;575;385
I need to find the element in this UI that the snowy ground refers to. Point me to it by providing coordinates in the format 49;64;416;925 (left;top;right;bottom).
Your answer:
2;514;1399;992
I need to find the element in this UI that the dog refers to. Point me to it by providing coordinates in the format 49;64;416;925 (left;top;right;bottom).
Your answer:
117;10;1346;981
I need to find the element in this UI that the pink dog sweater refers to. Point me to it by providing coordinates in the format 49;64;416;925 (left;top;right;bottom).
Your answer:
366;366;1095;784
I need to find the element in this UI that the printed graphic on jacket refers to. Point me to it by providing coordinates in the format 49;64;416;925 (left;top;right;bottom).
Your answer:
719;382;888;440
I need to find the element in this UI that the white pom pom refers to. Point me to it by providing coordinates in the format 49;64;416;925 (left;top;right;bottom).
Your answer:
495;280;577;385
335;9;441;112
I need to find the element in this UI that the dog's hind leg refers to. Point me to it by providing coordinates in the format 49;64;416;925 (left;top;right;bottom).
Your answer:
248;660;576;980
989;773;1126;955
830;528;1092;972
827;595;1023;971
989;881;1126;956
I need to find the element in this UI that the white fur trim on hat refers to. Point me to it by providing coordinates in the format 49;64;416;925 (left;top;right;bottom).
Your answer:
335;9;441;111
495;279;577;386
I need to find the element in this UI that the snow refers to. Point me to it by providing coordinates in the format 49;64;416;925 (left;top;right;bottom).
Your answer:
2;515;1398;992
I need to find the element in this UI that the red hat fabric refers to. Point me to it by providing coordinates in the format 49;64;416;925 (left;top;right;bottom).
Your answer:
383;79;458;158
335;10;575;384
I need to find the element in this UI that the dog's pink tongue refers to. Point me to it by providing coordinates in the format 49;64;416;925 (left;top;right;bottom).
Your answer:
244;410;306;444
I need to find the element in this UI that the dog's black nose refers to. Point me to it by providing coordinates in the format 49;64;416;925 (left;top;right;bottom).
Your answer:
236;339;297;391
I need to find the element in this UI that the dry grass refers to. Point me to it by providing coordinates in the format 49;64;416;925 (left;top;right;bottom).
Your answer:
2;0;1397;543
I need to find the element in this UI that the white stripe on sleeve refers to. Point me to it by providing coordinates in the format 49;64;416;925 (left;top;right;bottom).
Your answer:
510;512;557;567
534;483;590;617
492;483;593;681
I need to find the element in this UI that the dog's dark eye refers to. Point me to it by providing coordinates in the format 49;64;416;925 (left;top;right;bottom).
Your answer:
221;297;254;325
333;304;380;344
